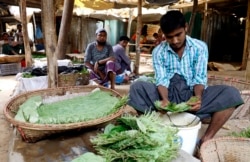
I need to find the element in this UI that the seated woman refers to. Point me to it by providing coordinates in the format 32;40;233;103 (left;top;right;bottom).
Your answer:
84;28;116;89
1;32;19;55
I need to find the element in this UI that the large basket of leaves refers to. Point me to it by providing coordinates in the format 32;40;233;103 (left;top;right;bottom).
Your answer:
3;85;127;143
200;137;250;162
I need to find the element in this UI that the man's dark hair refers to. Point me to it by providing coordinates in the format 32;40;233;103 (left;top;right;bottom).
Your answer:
160;10;186;34
119;36;130;42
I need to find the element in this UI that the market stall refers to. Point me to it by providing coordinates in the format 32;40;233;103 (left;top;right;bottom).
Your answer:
13;59;90;96
0;54;24;75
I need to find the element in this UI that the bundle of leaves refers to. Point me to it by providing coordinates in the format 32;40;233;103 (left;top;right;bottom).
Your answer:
154;96;199;113
90;112;180;162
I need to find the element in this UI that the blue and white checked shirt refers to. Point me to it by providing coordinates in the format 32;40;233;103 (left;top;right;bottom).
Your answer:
152;35;208;89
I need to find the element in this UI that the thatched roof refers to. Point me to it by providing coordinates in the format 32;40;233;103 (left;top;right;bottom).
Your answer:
0;0;178;9
0;3;10;16
0;0;246;10
0;0;247;23
0;0;175;23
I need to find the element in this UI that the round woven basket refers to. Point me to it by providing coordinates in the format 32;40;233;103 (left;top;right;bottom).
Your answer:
201;75;250;162
5;55;25;63
0;56;6;63
3;85;125;143
200;137;250;162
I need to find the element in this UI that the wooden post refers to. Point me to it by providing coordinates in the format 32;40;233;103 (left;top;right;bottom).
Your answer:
126;8;134;56
19;0;32;67
41;0;58;88
244;0;250;79
135;0;142;75
32;13;37;47
55;0;75;59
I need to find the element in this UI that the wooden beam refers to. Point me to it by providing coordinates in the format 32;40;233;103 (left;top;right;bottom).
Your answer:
41;0;57;88
19;0;32;67
0;0;41;8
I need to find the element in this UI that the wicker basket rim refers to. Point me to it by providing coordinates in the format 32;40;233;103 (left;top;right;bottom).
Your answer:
208;74;249;84
3;85;125;131
200;136;250;155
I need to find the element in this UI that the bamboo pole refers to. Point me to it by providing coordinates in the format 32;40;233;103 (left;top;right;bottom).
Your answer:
244;0;250;79
55;0;75;59
19;0;32;67
201;0;208;41
188;0;198;35
32;13;37;48
135;0;142;75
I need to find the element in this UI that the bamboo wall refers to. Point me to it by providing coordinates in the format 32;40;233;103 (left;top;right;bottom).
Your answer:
68;16;99;53
202;11;245;62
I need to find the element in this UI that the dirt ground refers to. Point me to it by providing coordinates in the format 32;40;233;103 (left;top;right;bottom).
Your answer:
0;76;17;162
0;69;249;162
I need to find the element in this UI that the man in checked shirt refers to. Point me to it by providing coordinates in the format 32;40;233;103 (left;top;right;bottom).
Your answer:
128;10;244;147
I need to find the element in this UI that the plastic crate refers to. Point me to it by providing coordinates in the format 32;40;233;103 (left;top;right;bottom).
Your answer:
0;62;21;76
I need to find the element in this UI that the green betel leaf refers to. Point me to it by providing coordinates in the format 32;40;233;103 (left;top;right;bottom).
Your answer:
154;100;191;113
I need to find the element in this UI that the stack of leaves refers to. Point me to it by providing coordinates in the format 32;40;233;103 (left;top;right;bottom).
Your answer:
154;96;199;113
15;90;127;124
90;112;180;162
15;96;42;123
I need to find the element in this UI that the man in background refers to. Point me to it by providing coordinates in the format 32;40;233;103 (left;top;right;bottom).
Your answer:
84;28;116;89
113;36;132;83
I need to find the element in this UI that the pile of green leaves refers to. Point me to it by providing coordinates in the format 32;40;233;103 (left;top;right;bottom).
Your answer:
230;127;250;138
32;52;46;58
79;66;89;74
154;96;199;113
22;72;34;78
15;91;127;124
90;112;180;162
